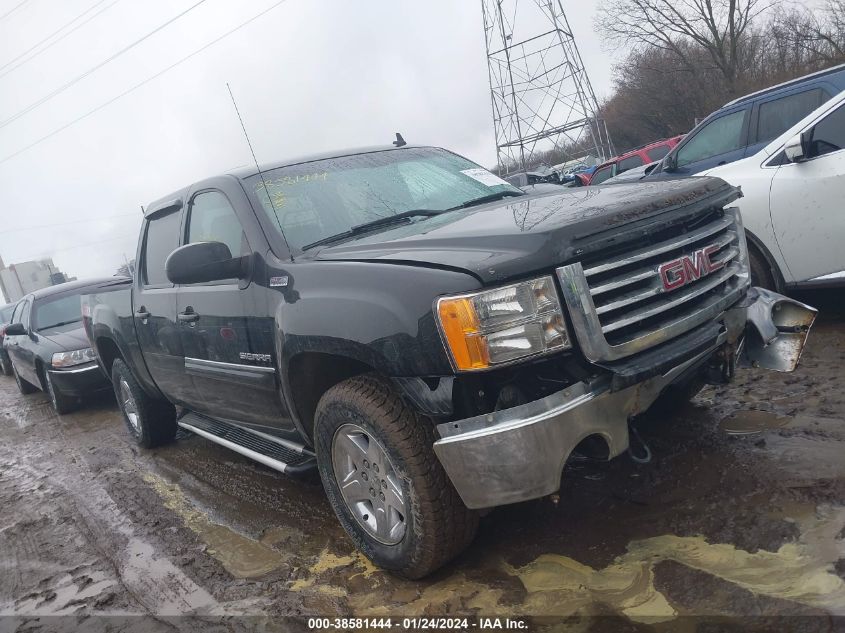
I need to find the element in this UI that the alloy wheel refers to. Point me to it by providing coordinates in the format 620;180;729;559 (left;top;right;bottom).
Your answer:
331;423;408;545
119;379;141;434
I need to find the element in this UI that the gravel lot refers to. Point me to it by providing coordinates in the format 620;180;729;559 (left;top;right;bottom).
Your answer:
1;290;843;631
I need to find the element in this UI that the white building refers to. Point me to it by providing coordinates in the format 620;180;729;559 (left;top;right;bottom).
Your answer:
0;256;70;304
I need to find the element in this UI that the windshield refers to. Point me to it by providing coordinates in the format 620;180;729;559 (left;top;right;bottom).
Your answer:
33;294;83;331
0;304;13;324
246;147;521;250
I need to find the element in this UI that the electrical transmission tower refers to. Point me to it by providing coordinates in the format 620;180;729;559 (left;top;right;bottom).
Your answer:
481;0;614;173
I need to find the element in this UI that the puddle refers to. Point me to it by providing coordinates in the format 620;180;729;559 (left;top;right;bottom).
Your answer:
290;548;380;592
143;473;287;579
292;506;845;621
719;410;791;435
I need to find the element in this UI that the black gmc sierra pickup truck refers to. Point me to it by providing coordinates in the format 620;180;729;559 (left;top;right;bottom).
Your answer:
82;144;816;578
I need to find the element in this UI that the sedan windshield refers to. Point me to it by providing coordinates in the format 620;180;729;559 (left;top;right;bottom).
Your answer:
33;294;83;331
246;147;522;251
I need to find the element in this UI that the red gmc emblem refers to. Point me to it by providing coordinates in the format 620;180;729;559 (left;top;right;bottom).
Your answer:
658;245;724;291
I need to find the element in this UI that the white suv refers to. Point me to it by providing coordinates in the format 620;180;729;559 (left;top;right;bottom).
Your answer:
702;90;845;290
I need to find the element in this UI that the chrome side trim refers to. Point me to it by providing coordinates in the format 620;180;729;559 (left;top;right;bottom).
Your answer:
178;421;288;473
808;270;845;281
48;363;101;375
184;357;276;378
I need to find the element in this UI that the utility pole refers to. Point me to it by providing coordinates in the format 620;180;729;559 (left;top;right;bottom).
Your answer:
481;0;614;173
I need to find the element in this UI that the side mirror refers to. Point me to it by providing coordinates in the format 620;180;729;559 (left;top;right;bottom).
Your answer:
783;133;805;162
784;131;813;163
165;242;245;285
663;152;678;172
4;323;26;336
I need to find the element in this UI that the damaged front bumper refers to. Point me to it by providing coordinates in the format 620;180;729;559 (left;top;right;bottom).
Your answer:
433;287;817;510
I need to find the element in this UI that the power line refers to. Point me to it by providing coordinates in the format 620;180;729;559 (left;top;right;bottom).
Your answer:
0;212;140;235
50;233;137;254
0;0;120;80
0;0;208;130
0;0;32;23
6;233;137;262
0;0;290;166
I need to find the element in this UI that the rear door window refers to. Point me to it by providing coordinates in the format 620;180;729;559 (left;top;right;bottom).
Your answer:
616;155;644;173
676;109;748;167
647;145;671;161
142;210;182;286
591;165;615;185
755;89;827;145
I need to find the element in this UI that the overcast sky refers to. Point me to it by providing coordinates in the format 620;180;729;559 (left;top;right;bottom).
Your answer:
0;0;620;280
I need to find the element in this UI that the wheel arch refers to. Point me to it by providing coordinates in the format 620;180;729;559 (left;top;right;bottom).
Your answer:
35;358;47;391
744;228;786;292
285;351;376;443
95;336;124;379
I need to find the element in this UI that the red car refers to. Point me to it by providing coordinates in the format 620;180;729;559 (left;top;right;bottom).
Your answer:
577;136;684;186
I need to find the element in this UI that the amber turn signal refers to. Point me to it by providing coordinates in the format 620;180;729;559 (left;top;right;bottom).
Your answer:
436;297;490;370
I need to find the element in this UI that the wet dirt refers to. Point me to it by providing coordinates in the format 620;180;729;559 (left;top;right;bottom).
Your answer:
1;289;844;630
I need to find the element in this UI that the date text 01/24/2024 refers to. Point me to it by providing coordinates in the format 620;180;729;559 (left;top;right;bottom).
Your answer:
307;618;529;630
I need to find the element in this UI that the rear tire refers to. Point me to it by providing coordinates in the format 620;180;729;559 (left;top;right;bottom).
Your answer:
749;245;777;290
44;370;77;415
314;374;478;579
13;364;37;394
111;359;177;448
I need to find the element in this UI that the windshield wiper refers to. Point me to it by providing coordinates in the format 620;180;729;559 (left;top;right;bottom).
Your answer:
302;209;442;251
38;319;80;331
447;190;525;210
301;192;524;251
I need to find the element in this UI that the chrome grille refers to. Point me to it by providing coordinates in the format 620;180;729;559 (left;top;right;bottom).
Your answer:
557;208;750;362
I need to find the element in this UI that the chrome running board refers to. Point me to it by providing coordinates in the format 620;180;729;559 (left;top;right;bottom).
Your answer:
178;413;316;476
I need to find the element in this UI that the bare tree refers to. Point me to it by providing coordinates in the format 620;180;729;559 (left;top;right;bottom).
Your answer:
596;0;772;95
769;0;845;65
115;259;135;279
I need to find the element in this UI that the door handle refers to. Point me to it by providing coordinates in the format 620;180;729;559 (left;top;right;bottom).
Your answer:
135;307;151;320
177;308;200;323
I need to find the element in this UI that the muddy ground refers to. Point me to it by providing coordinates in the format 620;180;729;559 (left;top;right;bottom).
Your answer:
1;290;844;631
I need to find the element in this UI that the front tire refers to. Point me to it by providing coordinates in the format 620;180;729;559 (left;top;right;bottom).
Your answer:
111;359;177;448
0;352;12;377
13;364;37;394
749;246;777;290
314;374;478;579
44;370;77;415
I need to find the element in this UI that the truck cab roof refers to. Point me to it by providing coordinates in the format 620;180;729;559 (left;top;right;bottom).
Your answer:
144;145;417;217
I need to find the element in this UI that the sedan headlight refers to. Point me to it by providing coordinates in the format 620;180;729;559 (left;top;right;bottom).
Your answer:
52;348;97;368
435;276;570;371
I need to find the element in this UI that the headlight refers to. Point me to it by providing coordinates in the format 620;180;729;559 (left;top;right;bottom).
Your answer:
435;276;570;371
52;348;97;368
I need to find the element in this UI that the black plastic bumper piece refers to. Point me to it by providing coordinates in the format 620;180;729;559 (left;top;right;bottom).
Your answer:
48;364;111;396
600;321;724;392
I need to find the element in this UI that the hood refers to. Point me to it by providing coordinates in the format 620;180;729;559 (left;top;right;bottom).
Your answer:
37;323;89;351
313;177;740;284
